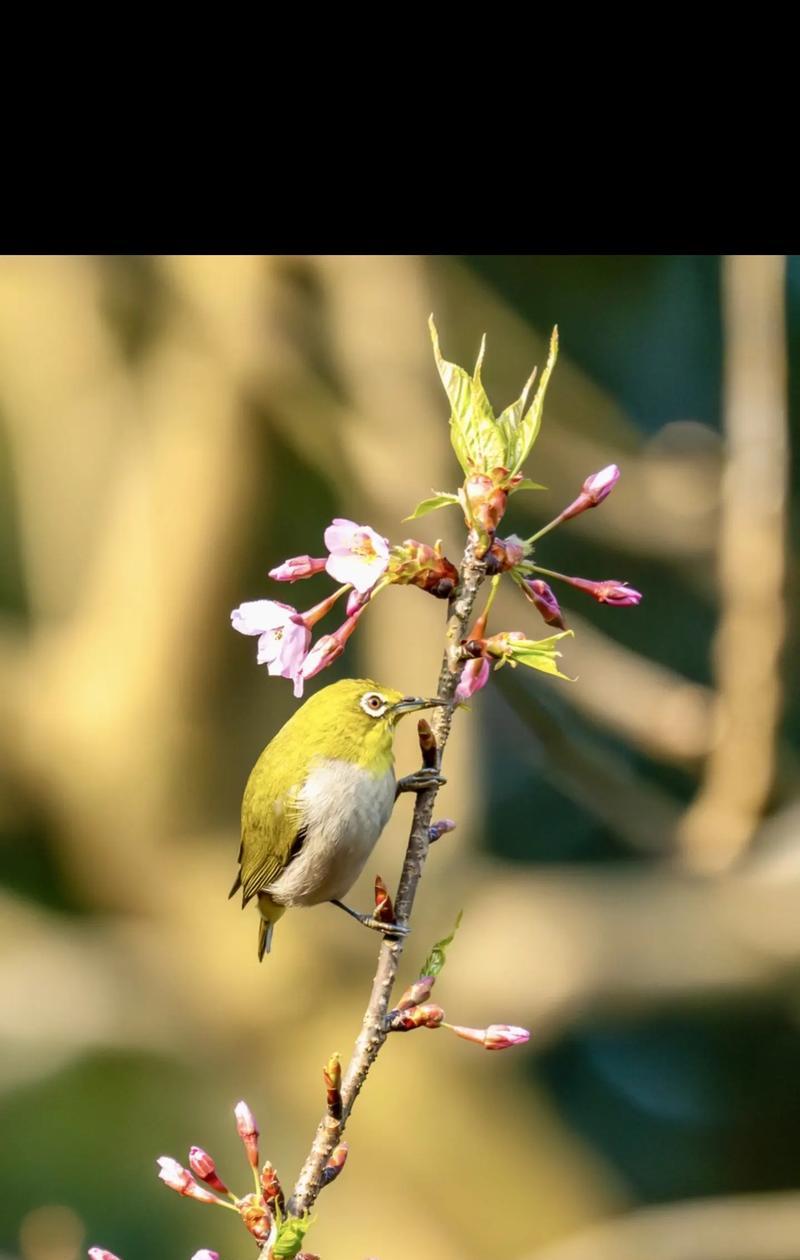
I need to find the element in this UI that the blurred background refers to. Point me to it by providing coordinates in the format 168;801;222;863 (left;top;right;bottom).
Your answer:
0;255;798;1260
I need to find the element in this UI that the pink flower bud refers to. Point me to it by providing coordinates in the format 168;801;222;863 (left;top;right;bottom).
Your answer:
234;1100;260;1170
582;463;620;504
428;818;457;843
559;464;620;521
455;656;490;702
396;975;436;1010
269;555;327;582
191;1252;220;1260
88;1249;124;1260
189;1146;229;1195
302;605;366;680
447;1022;530;1050
522;578;566;629
567;576;642;606
156;1155;194;1193
156;1157;221;1204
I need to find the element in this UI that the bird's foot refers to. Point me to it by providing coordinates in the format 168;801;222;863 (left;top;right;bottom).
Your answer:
395;767;447;798
330;899;409;939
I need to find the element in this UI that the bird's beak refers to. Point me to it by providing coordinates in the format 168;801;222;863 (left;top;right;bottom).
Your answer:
391;696;447;716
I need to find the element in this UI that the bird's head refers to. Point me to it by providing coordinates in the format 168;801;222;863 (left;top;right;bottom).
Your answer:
297;678;445;768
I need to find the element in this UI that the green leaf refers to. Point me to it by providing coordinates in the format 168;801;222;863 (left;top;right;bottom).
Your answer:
510;478;547;493
273;1212;313;1259
497;365;537;451
429;316;506;474
501;629;575;681
419;909;463;978
404;492;460;521
507;326;559;475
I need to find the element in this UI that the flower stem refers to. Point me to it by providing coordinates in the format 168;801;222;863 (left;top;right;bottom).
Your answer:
524;513;566;547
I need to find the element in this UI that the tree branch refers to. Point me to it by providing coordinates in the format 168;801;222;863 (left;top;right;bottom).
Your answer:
285;535;486;1218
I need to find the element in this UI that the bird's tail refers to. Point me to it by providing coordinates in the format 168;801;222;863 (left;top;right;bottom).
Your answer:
256;893;285;962
258;917;273;961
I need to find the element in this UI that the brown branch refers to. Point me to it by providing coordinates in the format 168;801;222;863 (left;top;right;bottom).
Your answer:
285;535;486;1218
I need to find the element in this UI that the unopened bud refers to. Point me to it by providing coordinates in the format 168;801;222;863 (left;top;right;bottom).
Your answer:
417;718;438;769
323;1052;342;1121
88;1250;124;1260
189;1147;229;1195
269;555;327;582
522;578;566;629
447;1022;531;1050
260;1160;285;1212
234;1100;260;1170
559;464;620;522
374;876;395;924
237;1193;273;1244
428;818;456;844
321;1141;349;1187
156;1157;221;1204
565;575;642;606
191;1252;220;1260
388;1002;445;1032
396;975;436;1010
388;539;458;599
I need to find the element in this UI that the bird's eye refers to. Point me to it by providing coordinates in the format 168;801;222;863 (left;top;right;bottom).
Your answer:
361;692;387;716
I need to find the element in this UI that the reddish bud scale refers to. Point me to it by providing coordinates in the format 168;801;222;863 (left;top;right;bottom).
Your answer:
189;1147;230;1196
373;876;395;924
396;975;436;1011
237;1193;273;1243
388;540;458;600
417;718;438;769
388;1003;445;1032
485;536;526;576
260;1160;285;1213
323;1053;343;1121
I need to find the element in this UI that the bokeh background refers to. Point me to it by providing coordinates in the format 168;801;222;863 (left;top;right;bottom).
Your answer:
1;255;798;1260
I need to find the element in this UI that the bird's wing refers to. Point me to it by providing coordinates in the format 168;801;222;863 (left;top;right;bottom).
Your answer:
237;778;305;907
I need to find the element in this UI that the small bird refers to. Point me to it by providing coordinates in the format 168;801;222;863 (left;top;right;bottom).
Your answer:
230;678;445;959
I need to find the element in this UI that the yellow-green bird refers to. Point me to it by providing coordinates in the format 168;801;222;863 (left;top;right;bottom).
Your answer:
230;678;445;959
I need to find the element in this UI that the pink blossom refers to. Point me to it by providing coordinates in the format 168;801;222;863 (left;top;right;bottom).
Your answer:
447;1023;530;1050
234;1100;260;1170
191;1252;220;1260
324;518;389;594
230;600;310;696
88;1250;124;1260
455;657;490;702
522;578;566;629
268;555;327;582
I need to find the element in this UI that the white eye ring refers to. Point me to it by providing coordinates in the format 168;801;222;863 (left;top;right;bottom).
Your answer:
361;692;388;717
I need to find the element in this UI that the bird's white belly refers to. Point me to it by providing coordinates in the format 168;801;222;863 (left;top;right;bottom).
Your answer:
266;758;396;907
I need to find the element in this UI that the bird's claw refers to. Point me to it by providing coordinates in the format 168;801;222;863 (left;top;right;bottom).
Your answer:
396;768;447;797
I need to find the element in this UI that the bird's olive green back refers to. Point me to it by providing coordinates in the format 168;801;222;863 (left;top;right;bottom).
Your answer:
235;679;403;904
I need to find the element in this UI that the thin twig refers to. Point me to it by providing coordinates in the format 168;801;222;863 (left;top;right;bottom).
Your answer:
285;535;486;1218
